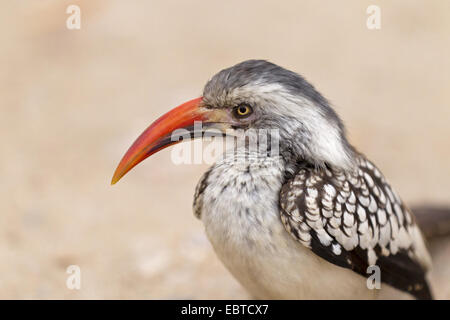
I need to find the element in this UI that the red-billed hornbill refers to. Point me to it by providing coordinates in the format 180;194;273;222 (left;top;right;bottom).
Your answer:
112;60;434;299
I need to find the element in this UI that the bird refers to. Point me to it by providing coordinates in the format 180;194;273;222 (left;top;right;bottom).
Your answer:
111;60;444;300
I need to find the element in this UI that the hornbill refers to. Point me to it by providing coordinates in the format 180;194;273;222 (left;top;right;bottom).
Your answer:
112;60;448;299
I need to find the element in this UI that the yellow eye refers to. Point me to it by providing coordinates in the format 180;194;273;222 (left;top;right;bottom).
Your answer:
234;105;253;118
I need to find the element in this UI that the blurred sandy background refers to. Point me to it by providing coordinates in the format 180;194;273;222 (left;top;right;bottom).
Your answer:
0;0;449;299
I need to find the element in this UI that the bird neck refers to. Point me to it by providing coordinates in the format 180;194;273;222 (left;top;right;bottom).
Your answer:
278;125;357;173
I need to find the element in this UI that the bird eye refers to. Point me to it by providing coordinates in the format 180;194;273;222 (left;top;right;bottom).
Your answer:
233;105;253;118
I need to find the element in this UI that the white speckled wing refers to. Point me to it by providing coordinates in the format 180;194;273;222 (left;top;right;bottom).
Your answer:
280;154;433;299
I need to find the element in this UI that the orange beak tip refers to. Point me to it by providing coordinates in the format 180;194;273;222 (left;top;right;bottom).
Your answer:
110;169;125;185
111;97;205;187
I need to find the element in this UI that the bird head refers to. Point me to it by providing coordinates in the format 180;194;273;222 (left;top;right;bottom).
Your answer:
111;60;355;185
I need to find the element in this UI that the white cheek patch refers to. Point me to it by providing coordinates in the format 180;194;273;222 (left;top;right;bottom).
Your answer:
233;83;355;171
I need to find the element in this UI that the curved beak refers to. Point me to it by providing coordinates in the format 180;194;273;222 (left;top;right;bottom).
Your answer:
111;97;219;185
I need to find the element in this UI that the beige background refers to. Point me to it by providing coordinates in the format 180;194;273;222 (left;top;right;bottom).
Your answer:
0;0;449;299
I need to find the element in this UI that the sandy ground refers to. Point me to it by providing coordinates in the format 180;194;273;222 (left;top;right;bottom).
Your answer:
0;1;449;299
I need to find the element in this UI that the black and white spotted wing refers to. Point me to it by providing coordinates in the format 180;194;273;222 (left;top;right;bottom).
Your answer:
279;155;433;299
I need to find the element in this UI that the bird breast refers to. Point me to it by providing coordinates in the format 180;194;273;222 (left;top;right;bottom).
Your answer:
197;151;376;299
200;152;286;254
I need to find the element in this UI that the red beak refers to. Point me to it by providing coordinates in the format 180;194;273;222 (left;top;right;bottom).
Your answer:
111;97;209;185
